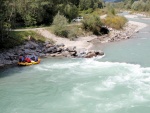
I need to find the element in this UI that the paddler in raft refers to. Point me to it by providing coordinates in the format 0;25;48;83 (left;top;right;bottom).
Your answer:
19;54;31;63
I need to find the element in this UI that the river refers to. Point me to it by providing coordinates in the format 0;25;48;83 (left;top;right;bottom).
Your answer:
0;13;150;113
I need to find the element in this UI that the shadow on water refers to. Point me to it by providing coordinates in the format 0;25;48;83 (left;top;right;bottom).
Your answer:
0;65;29;78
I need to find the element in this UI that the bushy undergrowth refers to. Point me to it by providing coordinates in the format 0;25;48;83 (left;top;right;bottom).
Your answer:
92;8;107;16
103;15;127;30
82;15;103;35
52;12;69;38
52;12;84;40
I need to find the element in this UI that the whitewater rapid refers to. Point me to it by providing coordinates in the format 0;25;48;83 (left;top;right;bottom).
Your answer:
1;58;150;113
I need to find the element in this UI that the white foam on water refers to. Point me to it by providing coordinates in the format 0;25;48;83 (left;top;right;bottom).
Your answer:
24;58;150;112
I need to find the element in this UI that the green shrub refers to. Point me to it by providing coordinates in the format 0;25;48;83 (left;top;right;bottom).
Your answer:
52;12;69;37
67;25;84;40
82;15;103;35
103;15;127;30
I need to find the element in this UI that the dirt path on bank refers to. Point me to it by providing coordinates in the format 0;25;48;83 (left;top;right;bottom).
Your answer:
14;27;96;50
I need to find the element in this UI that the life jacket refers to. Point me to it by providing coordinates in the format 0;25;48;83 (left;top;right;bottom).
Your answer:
25;57;31;63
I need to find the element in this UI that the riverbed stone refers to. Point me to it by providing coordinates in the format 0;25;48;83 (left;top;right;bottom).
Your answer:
46;47;56;53
85;52;96;58
62;51;70;57
57;43;65;47
66;46;76;52
46;44;53;48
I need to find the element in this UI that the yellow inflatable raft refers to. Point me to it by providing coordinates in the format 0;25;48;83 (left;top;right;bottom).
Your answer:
18;59;41;66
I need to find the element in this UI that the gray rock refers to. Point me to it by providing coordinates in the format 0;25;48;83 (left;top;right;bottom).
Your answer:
4;60;13;65
50;53;64;57
12;60;18;63
85;52;96;58
46;44;53;48
46;47;56;53
0;64;4;68
39;53;46;57
61;51;70;57
36;49;42;53
29;41;39;47
57;43;65;47
70;51;77;56
66;46;76;52
56;48;62;52
95;50;104;56
24;43;30;49
30;45;36;50
52;48;57;53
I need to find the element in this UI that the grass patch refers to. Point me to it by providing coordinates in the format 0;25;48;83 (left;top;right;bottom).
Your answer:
0;31;46;50
102;15;128;30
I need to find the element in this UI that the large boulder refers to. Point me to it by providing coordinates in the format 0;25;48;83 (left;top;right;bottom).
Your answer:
85;52;96;58
95;50;104;56
56;47;63;53
66;46;76;52
46;46;56;53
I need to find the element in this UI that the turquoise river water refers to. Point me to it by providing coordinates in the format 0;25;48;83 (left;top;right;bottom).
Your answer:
0;13;150;113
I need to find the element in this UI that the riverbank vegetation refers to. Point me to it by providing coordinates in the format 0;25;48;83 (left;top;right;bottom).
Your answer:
0;0;130;49
113;0;150;14
103;15;127;29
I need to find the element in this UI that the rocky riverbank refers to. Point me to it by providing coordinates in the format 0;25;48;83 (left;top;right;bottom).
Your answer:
0;17;148;68
0;40;104;68
89;20;147;43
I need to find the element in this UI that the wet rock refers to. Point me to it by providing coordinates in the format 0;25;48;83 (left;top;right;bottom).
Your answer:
85;51;96;58
95;50;104;56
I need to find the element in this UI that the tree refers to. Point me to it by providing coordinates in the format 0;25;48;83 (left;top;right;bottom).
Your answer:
0;0;11;42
